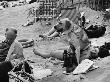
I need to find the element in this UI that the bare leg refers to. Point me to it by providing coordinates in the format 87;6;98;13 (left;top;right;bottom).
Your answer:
33;46;68;60
33;47;51;58
51;50;64;60
44;27;56;36
49;31;59;38
39;27;59;39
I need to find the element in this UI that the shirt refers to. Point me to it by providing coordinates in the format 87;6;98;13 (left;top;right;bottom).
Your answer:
6;40;24;61
0;39;24;62
0;40;12;62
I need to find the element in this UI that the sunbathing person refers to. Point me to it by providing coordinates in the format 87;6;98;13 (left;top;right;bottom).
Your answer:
39;12;85;39
0;27;24;62
34;18;90;64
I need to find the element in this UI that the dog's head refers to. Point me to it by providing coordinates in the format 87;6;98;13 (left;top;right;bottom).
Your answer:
54;18;72;34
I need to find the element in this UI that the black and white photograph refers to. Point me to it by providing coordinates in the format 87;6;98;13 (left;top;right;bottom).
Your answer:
0;0;110;82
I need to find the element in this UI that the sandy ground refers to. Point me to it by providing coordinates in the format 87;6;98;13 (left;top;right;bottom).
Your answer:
1;3;110;82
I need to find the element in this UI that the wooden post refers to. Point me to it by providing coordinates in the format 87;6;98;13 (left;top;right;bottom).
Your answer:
102;0;104;11
86;0;89;7
78;0;80;10
88;0;90;8
93;0;95;10
97;0;100;11
89;0;92;9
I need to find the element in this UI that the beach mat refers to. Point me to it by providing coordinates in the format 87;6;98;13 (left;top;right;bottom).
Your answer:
60;8;80;24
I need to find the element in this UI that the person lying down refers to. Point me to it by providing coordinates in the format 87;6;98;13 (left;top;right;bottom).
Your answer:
39;12;84;39
34;18;93;65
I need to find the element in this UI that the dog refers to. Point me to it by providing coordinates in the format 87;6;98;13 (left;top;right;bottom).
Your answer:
54;18;90;64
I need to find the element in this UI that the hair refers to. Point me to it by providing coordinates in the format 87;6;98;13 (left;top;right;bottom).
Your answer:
6;27;17;35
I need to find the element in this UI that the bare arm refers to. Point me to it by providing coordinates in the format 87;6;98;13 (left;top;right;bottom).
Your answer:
11;42;24;61
48;31;59;38
45;27;56;36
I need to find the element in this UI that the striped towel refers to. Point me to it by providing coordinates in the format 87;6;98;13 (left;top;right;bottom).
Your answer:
60;9;81;24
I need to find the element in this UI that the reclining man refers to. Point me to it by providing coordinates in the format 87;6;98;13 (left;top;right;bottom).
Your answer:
34;18;91;65
0;27;24;82
39;12;85;39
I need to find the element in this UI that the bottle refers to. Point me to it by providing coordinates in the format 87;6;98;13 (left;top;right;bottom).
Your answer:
63;50;73;73
63;50;68;68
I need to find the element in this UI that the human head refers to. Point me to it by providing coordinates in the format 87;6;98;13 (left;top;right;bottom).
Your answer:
5;27;17;42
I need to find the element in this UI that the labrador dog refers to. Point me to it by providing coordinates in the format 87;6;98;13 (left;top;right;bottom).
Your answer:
54;18;72;34
54;18;90;64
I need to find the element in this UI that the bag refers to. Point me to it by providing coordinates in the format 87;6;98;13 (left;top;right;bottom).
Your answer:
98;45;110;58
104;42;110;50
